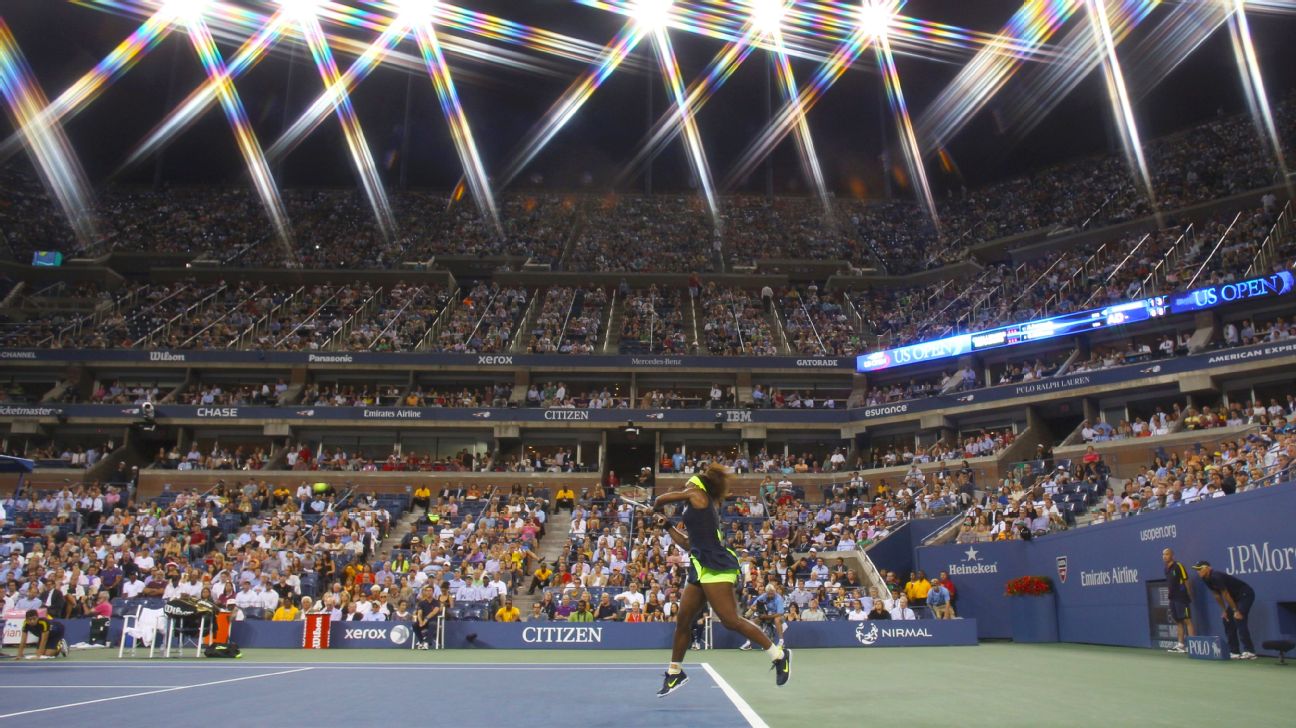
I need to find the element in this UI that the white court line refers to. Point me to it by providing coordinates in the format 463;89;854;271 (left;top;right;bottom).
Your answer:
0;686;179;689
5;662;683;670
701;663;769;728
0;667;312;720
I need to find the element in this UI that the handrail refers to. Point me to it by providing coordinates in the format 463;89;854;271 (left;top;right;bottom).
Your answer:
1246;202;1289;276
418;286;459;351
366;286;424;351
795;291;829;354
231;285;304;348
919;511;967;546
326;286;383;351
179;285;267;349
1079;233;1150;309
464;286;504;351
648;290;659;354
555;287;579;350
1011;254;1067;307
274;288;340;349
133;284;227;348
601;287;618;354
1186;211;1242;289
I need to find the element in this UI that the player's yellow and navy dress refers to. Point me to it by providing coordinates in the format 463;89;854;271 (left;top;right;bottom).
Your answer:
681;475;740;586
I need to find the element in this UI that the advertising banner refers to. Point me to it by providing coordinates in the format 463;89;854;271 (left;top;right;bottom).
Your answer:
303;613;331;649
0;348;856;371
916;484;1296;653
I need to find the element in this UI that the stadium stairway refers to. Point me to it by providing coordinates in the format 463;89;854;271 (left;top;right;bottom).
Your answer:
378;508;426;556
767;307;792;355
510;506;572;615
603;293;624;354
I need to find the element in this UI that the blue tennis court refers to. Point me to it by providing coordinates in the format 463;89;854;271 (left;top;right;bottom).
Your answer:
0;661;764;727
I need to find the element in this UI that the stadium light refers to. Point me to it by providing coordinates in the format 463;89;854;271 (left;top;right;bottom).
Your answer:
164;0;210;23
633;0;674;31
858;0;894;38
396;0;440;25
750;0;786;35
278;0;321;21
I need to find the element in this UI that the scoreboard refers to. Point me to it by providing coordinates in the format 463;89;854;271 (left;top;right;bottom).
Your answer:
859;271;1294;373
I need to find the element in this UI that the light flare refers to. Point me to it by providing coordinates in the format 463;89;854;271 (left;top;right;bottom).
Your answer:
181;12;293;251
764;2;830;211
290;1;398;241
492;21;648;190
120;8;294;172
0;4;176;163
265;13;412;163
649;21;721;226
1084;0;1155;208
916;0;1079;154
0;19;98;248
408;4;502;235
869;0;938;229
1224;0;1290;191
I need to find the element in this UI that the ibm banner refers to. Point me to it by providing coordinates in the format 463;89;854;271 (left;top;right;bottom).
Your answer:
917;484;1296;652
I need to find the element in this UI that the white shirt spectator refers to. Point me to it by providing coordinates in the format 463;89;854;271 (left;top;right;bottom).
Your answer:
258;587;279;610
234;586;261;610
614;588;645;610
488;578;509;599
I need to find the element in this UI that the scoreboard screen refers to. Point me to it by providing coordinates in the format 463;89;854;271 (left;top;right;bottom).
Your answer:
858;271;1294;373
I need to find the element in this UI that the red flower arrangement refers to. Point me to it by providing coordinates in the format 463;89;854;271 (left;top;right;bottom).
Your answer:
1004;575;1054;596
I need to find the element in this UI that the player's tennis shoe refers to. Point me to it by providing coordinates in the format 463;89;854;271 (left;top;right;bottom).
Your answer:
1167;644;1186;653
773;648;791;686
657;670;689;697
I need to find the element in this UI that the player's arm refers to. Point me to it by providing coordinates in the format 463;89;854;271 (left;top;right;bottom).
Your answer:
654;488;709;511
653;513;690;550
36;626;49;655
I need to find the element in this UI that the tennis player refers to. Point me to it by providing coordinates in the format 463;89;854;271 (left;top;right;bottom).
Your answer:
652;464;791;697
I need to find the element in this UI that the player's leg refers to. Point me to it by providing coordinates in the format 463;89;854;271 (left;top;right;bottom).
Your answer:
703;582;771;649
671;583;707;663
702;581;792;686
659;583;706;697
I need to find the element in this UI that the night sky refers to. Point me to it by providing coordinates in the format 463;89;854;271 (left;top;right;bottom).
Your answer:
3;0;1294;197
